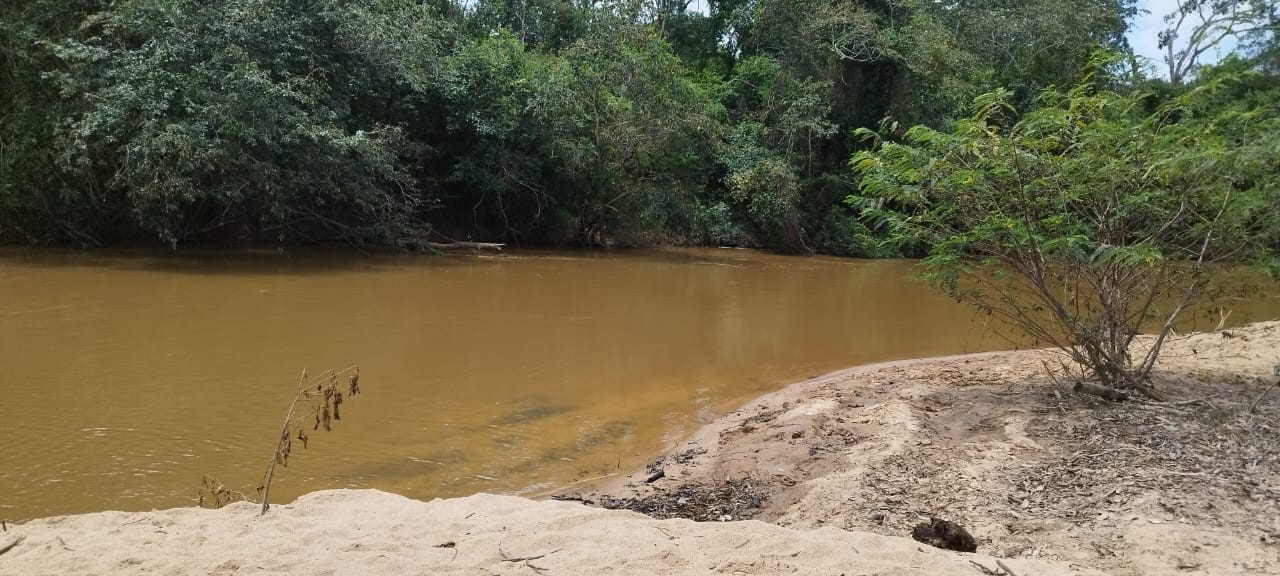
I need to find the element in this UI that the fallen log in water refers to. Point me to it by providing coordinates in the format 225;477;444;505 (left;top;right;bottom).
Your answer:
427;241;506;251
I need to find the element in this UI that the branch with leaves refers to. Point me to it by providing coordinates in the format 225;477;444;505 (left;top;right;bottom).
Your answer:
849;57;1279;398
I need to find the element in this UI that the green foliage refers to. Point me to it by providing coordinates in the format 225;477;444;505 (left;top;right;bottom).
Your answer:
719;122;801;249
40;0;446;245
0;0;103;242
466;0;586;51
1;0;1272;253
926;0;1138;104
851;62;1280;391
812;206;898;258
527;8;713;245
693;201;746;246
439;32;556;240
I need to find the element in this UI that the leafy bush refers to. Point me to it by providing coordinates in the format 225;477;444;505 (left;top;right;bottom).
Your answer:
812;206;894;258
694;201;746;246
851;62;1280;397
45;0;445;245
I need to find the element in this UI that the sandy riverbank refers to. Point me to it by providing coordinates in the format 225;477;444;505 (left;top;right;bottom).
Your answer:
0;489;1099;576
3;323;1277;576
583;321;1280;576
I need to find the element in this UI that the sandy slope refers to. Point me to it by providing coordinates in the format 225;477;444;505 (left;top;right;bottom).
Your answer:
588;321;1280;576
0;489;1098;576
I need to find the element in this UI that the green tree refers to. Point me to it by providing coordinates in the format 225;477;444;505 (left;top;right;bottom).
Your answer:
528;4;713;245
927;0;1138;102
466;0;588;52
44;0;451;245
0;0;102;243
717;57;836;251
437;32;557;241
851;60;1279;397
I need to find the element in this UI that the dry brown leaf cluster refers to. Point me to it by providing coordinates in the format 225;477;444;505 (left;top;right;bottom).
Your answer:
196;366;363;512
256;366;363;513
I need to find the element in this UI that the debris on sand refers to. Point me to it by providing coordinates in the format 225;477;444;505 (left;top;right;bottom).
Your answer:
911;517;977;552
599;478;765;522
587;321;1280;576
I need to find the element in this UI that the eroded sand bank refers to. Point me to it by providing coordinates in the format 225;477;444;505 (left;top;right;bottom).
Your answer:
586;321;1280;576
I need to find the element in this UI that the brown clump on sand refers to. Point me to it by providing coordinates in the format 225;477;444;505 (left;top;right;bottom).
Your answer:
583;321;1280;576
912;517;978;552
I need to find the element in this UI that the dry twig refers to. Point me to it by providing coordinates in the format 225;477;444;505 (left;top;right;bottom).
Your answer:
969;560;1002;576
1249;382;1278;413
996;559;1021;576
0;536;25;557
500;547;561;563
500;544;561;574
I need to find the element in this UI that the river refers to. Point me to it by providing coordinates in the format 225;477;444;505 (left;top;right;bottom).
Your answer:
1;247;1276;520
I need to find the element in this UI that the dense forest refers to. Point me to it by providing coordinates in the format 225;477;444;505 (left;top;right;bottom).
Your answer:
1;0;1276;252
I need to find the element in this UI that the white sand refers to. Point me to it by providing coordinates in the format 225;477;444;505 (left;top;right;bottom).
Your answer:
0;489;1098;575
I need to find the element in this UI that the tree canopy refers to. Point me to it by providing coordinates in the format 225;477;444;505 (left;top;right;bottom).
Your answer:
0;0;1276;252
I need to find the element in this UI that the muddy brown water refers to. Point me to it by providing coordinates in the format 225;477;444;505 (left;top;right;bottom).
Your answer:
2;247;1276;520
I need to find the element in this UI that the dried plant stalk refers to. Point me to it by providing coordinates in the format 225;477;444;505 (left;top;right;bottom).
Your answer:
198;475;250;509
258;365;362;515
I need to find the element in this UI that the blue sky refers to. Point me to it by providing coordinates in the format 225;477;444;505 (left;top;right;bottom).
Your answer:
1126;0;1238;74
1129;0;1179;66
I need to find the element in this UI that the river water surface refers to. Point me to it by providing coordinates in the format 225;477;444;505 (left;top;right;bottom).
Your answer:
2;248;1276;520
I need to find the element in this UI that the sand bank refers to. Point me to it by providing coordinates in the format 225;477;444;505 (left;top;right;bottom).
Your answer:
0;489;1097;575
586;321;1280;576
